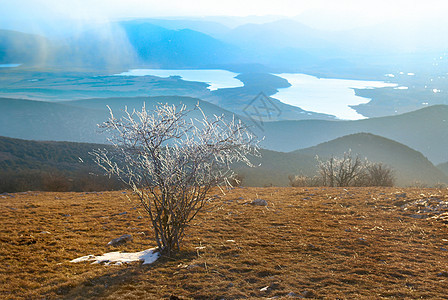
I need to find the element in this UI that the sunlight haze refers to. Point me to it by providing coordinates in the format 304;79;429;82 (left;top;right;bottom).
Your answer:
1;0;448;31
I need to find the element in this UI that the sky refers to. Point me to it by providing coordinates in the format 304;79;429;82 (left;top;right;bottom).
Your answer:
1;0;448;32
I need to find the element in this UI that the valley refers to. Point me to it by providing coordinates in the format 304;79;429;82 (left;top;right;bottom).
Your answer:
2;4;448;300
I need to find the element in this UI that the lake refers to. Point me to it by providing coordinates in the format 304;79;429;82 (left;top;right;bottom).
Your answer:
116;69;244;91
273;73;397;120
117;69;397;120
0;64;21;68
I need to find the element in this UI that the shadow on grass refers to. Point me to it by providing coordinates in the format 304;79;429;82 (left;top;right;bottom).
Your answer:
55;250;197;299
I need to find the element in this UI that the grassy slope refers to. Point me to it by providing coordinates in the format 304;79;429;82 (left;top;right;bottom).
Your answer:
1;188;448;299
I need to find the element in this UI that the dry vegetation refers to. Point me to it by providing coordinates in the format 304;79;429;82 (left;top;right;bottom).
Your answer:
1;187;448;299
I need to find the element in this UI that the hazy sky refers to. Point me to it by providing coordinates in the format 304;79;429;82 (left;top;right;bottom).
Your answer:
1;0;448;31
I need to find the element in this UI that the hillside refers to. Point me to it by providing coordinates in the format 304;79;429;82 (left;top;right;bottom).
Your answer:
258;105;448;164
437;162;448;176
236;133;448;187
295;133;448;186
0;96;241;144
0;136;105;172
0;98;108;143
1;96;447;164
0;29;53;65
0;136;122;193
119;22;241;68
2;132;444;189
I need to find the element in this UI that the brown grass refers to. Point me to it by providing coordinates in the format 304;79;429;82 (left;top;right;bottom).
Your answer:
1;187;448;299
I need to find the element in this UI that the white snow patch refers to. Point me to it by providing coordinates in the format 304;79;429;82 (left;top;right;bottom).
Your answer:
385;74;395;77
70;248;159;266
394;86;408;90
433;89;441;93
407;72;415;76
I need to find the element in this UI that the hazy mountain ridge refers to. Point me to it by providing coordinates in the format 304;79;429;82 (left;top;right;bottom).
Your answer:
258;105;448;164
0;29;54;65
238;133;447;187
120;22;242;68
2;17;446;76
2;133;444;188
1;97;447;164
0;96;244;144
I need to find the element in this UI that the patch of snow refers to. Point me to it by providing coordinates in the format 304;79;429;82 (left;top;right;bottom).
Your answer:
407;73;415;76
385;74;395;78
70;248;159;265
433;89;441;93
394;86;408;90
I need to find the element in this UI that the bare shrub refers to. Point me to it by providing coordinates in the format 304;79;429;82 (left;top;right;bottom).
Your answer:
227;173;245;187
409;181;428;188
288;175;322;187
317;151;366;187
433;182;448;189
92;103;258;255
317;153;395;187
42;171;70;192
71;170;124;192
365;162;395;187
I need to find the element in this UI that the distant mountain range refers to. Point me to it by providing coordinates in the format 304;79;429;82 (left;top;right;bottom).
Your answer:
1;96;447;165
0;29;52;65
259;105;448;164
2;17;447;76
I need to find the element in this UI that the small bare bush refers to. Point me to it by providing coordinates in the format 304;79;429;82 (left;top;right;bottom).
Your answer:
317;151;366;187
42;171;70;192
288;175;322;187
92;103;258;255
365;162;395;187
317;153;395;187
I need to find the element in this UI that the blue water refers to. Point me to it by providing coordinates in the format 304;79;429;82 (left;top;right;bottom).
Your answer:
273;73;397;120
116;69;398;120
0;64;21;68
116;69;243;91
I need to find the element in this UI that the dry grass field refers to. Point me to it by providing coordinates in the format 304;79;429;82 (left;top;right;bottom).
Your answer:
1;187;448;299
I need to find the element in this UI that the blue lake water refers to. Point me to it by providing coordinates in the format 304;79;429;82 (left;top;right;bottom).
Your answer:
117;69;397;120
116;69;243;91
273;73;397;120
0;64;21;68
